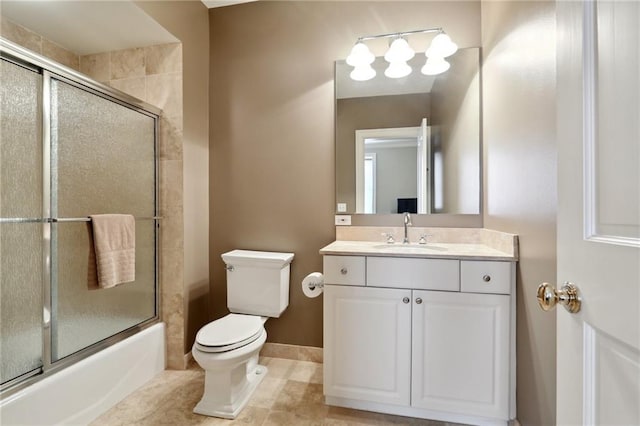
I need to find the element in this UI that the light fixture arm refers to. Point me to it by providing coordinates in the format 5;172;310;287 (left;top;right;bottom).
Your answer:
356;27;444;43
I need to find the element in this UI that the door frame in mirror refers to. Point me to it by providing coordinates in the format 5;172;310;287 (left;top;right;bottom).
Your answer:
355;124;430;214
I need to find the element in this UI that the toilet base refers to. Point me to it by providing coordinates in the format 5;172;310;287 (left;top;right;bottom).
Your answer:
194;364;267;419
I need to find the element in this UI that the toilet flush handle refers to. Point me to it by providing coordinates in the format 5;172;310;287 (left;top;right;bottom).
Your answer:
225;265;234;272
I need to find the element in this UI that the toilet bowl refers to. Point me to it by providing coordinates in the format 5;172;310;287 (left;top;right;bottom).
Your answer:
192;249;294;419
192;314;268;419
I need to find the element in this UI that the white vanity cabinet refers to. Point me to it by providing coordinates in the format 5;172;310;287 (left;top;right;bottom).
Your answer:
322;253;516;426
411;290;510;419
323;285;412;406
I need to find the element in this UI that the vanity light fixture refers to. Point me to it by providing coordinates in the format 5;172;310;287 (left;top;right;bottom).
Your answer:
383;36;414;78
425;33;458;58
346;41;377;81
346;28;458;81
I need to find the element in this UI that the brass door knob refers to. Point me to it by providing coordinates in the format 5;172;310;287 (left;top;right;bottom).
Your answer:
537;282;581;313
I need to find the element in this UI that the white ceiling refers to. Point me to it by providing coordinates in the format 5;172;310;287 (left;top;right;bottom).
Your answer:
0;1;178;55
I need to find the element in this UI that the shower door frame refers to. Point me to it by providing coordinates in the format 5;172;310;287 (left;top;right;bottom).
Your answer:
0;38;162;397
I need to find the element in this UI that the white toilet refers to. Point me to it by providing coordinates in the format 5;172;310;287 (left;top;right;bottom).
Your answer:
192;249;294;419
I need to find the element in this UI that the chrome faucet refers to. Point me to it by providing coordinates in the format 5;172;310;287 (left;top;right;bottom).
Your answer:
403;212;412;244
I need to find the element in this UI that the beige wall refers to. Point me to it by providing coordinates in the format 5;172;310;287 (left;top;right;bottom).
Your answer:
336;93;431;213
210;1;481;347
135;1;211;359
481;1;557;425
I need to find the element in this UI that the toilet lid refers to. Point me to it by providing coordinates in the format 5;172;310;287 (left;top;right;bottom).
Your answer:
195;314;264;351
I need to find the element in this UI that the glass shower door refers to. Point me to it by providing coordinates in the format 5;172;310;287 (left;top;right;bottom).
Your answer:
1;40;160;394
0;59;44;385
50;78;157;361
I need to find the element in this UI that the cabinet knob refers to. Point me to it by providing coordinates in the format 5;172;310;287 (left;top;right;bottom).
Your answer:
402;297;410;304
340;268;348;275
483;274;491;282
415;297;423;304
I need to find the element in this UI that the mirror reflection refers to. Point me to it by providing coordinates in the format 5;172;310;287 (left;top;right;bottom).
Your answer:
335;47;481;215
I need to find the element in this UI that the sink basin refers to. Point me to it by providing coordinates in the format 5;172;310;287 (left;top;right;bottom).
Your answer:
373;244;448;252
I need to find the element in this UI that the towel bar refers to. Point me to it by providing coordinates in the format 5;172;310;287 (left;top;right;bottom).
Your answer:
0;217;162;224
53;216;162;223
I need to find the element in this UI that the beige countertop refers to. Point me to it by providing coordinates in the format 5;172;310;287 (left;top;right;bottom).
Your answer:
320;240;516;261
321;227;519;261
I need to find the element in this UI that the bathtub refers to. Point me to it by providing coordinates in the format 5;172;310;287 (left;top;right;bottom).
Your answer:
0;323;165;425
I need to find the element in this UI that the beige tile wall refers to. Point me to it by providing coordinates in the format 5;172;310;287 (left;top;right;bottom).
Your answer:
2;16;186;370
1;16;79;70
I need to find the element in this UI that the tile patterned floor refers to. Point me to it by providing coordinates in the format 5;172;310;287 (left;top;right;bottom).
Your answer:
91;357;463;426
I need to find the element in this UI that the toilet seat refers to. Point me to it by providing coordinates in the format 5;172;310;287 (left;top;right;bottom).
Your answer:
195;314;264;353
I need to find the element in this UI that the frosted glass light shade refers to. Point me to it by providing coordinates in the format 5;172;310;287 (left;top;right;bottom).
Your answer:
384;37;415;63
346;42;375;67
350;64;376;81
384;61;412;78
427;33;458;58
421;56;450;75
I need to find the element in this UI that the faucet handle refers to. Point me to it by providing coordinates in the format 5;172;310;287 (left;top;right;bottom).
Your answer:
381;232;395;244
418;234;431;245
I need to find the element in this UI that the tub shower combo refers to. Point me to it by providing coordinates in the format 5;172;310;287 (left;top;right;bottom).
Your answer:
0;39;163;423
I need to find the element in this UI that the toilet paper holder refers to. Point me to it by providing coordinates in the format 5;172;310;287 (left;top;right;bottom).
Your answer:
302;272;324;298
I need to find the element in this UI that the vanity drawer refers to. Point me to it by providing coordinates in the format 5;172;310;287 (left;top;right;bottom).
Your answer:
460;261;513;294
323;255;366;286
367;257;459;291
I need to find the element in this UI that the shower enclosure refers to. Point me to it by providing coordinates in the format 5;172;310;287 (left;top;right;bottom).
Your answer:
0;39;160;394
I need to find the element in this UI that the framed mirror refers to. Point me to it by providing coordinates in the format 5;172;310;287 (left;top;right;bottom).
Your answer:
335;47;481;215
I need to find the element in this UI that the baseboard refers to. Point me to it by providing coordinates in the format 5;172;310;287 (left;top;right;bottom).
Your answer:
183;351;193;368
260;342;323;363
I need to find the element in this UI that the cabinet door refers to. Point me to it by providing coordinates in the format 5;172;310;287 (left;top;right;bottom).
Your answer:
411;290;510;419
324;285;411;406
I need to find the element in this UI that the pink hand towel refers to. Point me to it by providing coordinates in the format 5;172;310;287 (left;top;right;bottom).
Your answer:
90;214;135;289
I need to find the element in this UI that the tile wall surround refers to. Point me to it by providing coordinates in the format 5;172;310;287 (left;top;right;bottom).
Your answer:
1;16;187;369
335;226;519;258
0;16;80;70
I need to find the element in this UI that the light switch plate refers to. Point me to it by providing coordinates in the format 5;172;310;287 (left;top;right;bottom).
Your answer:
337;203;347;213
334;215;351;226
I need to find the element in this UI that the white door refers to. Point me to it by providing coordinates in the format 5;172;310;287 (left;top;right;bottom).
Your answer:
323;285;412;406
554;1;640;424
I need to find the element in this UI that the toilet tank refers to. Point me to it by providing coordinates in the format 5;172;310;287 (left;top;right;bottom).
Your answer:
221;250;294;318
